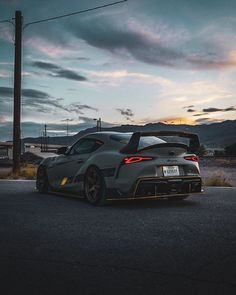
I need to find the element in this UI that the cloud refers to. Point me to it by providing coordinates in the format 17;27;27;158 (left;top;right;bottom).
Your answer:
195;117;224;124
195;117;211;123
116;108;134;121
31;61;61;71
70;17;236;70
31;60;88;82
0;87;98;118
76;57;90;61
183;105;194;109
0;115;6;123
193;113;207;117
202;106;236;112
0;70;11;78
87;69;171;86
25;37;74;58
187;109;196;112
49;69;87;81
71;18;184;68
67;103;98;114
61;118;75;122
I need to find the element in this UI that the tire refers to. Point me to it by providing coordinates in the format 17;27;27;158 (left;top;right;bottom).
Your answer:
84;166;107;206
36;166;50;193
168;195;189;201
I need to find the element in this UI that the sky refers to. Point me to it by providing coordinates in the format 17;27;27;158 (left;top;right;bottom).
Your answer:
0;0;236;140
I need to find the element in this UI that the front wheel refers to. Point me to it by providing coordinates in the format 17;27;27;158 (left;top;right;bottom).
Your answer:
36;166;50;193
84;166;107;206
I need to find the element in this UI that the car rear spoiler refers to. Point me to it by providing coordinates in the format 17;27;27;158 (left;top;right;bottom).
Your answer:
120;131;200;154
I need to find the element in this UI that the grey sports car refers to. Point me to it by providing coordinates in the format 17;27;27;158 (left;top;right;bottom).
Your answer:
36;131;202;205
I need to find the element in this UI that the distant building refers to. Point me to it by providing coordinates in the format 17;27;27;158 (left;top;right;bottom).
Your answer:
0;142;13;161
205;148;225;157
0;141;64;162
24;143;64;158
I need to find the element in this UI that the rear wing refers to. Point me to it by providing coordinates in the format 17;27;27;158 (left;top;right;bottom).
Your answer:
120;131;200;154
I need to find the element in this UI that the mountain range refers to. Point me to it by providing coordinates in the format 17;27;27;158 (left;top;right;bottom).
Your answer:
22;120;236;148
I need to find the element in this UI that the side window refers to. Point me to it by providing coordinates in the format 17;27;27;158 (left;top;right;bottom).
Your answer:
69;139;103;155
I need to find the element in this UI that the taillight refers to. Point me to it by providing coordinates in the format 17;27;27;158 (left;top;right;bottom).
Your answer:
123;156;153;165
184;155;199;162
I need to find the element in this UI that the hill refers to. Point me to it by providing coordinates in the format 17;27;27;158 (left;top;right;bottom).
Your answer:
23;120;236;148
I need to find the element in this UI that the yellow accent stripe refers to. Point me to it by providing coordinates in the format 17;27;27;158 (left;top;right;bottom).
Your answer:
60;177;68;186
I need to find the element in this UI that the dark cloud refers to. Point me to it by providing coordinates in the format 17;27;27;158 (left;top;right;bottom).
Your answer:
0;87;13;97
61;118;74;122
116;108;134;120
193;113;207;117
0;87;67;112
31;61;61;71
195;117;224;124
31;60;88;82
69;103;98;114
225;106;236;111
76;57;90;61
0;86;97;116
187;109;196;112
22;88;50;99
183;105;194;109
49;69;87;81
71;19;183;68
195;117;211;123
0;87;51;100
70;18;236;69
202;106;236;113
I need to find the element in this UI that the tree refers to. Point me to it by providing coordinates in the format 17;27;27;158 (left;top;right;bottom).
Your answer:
196;144;206;157
224;142;236;156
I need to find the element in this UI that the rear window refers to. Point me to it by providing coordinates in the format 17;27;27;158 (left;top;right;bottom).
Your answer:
139;136;165;149
110;134;131;144
110;134;165;149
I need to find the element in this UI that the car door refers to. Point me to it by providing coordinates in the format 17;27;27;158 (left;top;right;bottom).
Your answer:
48;138;102;190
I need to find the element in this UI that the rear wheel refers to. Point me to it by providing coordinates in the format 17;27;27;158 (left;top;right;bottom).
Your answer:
36;166;50;193
84;166;107;206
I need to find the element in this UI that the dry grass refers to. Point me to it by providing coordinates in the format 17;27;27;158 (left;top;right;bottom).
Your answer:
204;170;232;187
0;164;38;180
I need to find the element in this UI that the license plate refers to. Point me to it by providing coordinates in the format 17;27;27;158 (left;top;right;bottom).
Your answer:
163;166;179;177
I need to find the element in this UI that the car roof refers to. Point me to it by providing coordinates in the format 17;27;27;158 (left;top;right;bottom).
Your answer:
78;131;132;146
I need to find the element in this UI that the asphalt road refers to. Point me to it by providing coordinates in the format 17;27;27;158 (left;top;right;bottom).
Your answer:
0;181;235;295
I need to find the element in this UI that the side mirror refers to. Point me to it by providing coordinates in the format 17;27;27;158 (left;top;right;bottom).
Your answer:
57;146;68;155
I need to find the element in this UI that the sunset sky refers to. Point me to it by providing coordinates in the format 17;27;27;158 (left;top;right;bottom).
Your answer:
0;0;236;140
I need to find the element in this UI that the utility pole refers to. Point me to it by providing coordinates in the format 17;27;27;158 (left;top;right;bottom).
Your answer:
98;118;102;131
12;10;22;175
44;124;47;152
94;118;102;132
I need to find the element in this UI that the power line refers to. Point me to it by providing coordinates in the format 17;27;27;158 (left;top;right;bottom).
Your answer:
0;19;14;24
24;0;127;28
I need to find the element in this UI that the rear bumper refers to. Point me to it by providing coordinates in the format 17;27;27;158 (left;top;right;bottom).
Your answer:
107;176;202;200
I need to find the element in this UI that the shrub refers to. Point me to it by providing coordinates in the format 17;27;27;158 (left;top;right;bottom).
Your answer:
204;170;232;187
0;164;38;180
